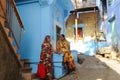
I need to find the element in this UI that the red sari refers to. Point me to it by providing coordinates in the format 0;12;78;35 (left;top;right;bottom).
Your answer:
38;40;54;80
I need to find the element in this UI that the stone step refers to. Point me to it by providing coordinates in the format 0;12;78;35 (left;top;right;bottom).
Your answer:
21;59;31;67
8;37;17;53
13;46;17;53
20;61;31;68
20;60;24;67
32;78;40;80
22;67;32;73
8;37;13;45
22;73;32;80
21;58;29;62
21;60;26;67
17;53;20;60
0;19;5;27
31;73;40;80
3;27;9;35
24;62;31;68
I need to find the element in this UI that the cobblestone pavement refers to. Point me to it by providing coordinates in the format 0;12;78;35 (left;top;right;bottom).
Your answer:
59;54;120;80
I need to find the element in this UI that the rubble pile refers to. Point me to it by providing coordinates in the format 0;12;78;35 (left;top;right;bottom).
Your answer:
96;46;120;64
97;47;112;58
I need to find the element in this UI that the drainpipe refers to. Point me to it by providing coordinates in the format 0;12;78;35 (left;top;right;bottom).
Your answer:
74;0;78;41
75;11;78;41
94;7;98;51
94;7;97;39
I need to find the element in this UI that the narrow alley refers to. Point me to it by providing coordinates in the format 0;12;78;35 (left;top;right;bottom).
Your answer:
1;0;120;80
59;54;120;80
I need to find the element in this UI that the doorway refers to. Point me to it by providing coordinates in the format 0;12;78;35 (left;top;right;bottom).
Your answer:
74;27;83;39
56;25;61;42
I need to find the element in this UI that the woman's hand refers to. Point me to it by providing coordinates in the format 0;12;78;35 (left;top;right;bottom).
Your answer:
52;49;57;53
57;51;63;54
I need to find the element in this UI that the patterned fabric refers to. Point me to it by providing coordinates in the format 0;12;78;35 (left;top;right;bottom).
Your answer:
40;40;54;80
57;39;75;70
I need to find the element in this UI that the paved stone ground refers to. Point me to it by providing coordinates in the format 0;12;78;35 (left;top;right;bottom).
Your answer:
58;54;120;80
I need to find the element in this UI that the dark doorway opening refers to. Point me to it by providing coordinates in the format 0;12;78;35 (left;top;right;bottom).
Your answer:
74;27;83;39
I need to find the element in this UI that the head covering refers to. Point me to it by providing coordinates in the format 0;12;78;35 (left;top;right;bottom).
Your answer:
43;35;51;43
60;34;65;39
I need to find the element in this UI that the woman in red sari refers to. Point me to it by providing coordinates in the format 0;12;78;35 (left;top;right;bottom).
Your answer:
40;35;54;80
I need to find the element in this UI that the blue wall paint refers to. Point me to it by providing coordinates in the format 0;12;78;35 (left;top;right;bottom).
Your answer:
17;2;42;72
18;2;41;60
101;0;120;50
16;0;74;73
40;6;52;36
54;3;64;27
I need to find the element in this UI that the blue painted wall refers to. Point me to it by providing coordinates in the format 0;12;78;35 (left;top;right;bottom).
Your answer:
16;0;74;73
17;2;42;72
99;0;120;50
17;2;41;60
107;0;120;50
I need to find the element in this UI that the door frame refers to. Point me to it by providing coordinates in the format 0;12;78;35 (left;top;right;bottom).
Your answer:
72;23;84;39
54;20;62;49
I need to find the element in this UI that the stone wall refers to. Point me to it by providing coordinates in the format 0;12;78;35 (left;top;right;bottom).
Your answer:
66;11;98;39
80;12;98;37
0;24;21;80
66;14;76;38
